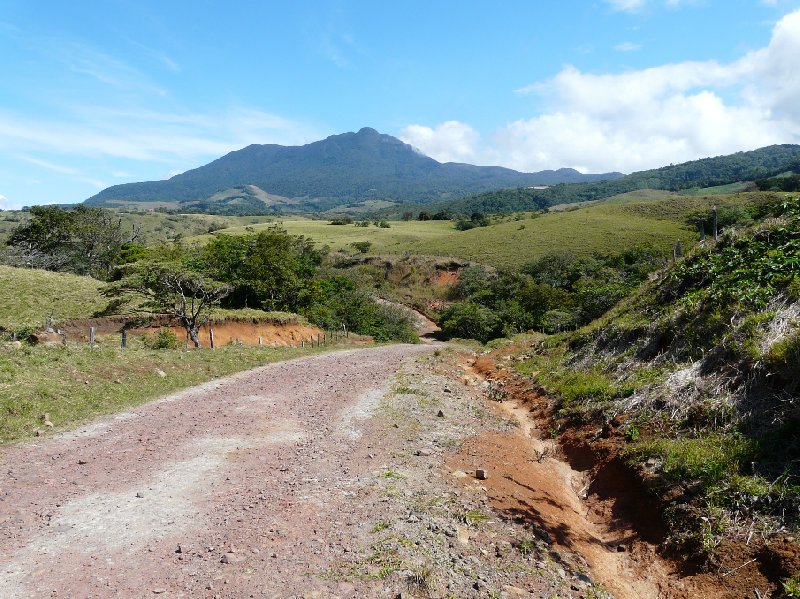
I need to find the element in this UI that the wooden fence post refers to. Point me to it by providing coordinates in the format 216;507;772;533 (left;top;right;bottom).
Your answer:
209;327;215;349
89;327;96;345
121;329;127;348
258;336;262;347
713;206;718;241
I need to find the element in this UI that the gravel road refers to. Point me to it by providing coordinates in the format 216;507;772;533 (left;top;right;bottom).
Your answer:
0;344;594;598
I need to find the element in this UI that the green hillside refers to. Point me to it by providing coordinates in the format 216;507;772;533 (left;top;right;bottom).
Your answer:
0;265;107;332
513;194;800;566
189;193;771;269
426;144;800;217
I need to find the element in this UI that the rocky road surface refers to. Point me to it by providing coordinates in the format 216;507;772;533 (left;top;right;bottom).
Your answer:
1;344;612;598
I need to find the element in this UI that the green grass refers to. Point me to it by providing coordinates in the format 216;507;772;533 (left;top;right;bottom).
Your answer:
189;217;456;254
0;342;329;443
186;200;699;269
0;265;107;331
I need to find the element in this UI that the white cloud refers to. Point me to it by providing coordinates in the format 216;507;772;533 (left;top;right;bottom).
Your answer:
0;194;7;205
0;106;319;163
607;0;646;12
614;42;642;52
19;156;78;175
399;121;480;164
404;9;800;174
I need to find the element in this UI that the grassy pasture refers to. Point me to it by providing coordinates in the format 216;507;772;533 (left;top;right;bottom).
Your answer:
190;196;715;268
0;265;107;332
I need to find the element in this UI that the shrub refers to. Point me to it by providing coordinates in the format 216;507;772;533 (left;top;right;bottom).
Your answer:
350;241;372;254
143;327;180;349
439;302;500;344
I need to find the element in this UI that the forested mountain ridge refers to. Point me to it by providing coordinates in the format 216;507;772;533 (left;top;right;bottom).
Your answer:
83;128;621;212
439;144;800;215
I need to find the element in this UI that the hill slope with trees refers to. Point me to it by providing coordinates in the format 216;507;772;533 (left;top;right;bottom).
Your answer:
430;144;800;216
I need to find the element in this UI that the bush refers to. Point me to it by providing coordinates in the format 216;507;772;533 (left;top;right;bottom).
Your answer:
350;241;372;254
143;328;180;349
439;302;500;344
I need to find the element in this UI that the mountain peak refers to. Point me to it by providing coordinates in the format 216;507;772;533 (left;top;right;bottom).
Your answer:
83;127;624;211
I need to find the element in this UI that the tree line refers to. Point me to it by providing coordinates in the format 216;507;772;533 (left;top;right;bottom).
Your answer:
4;207;417;346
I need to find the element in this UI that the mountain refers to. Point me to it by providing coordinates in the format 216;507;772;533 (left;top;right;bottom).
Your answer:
83;128;622;213
436;144;800;215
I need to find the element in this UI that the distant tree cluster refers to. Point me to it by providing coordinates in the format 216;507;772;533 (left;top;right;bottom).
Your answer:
440;247;662;342
755;174;800;192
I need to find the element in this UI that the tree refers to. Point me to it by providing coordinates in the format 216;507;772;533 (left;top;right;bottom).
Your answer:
402;211;413;221
106;262;231;348
201;227;322;312
7;205;137;279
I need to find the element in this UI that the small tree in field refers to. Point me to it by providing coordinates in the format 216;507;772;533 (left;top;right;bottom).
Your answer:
106;262;231;348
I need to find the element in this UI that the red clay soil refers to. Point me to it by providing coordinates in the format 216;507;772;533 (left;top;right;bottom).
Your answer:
467;352;794;599
432;270;461;287
153;322;323;348
41;317;325;348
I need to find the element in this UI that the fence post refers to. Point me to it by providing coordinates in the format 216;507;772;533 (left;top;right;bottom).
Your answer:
89;327;96;345
209;327;215;349
713;206;718;241
121;329;127;348
258;336;262;347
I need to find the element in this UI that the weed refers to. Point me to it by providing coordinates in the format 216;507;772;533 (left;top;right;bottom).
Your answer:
784;574;800;597
142;328;179;349
407;565;435;593
380;470;406;480
371;521;392;533
459;510;490;526
624;425;640;442
517;538;535;556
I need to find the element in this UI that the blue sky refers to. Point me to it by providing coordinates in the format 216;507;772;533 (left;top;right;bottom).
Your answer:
2;0;800;208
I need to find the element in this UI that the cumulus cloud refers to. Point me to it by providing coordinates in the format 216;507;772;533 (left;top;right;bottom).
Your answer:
403;9;800;174
399;121;481;164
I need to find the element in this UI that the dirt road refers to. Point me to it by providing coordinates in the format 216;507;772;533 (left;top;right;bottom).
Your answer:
5;342;727;599
1;344;599;599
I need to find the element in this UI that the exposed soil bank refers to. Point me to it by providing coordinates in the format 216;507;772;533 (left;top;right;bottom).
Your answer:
35;316;328;348
468;351;788;598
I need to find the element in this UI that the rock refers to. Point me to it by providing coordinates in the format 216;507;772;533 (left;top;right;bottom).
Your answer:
475;469;489;480
136;491;145;498
415;448;432;457
220;552;243;564
152;589;167;595
77;459;88;465
155;369;167;378
436;410;445;418
443;387;452;393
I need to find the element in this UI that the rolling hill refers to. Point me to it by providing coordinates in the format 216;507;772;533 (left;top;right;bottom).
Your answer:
83;128;622;213
425;144;800;216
